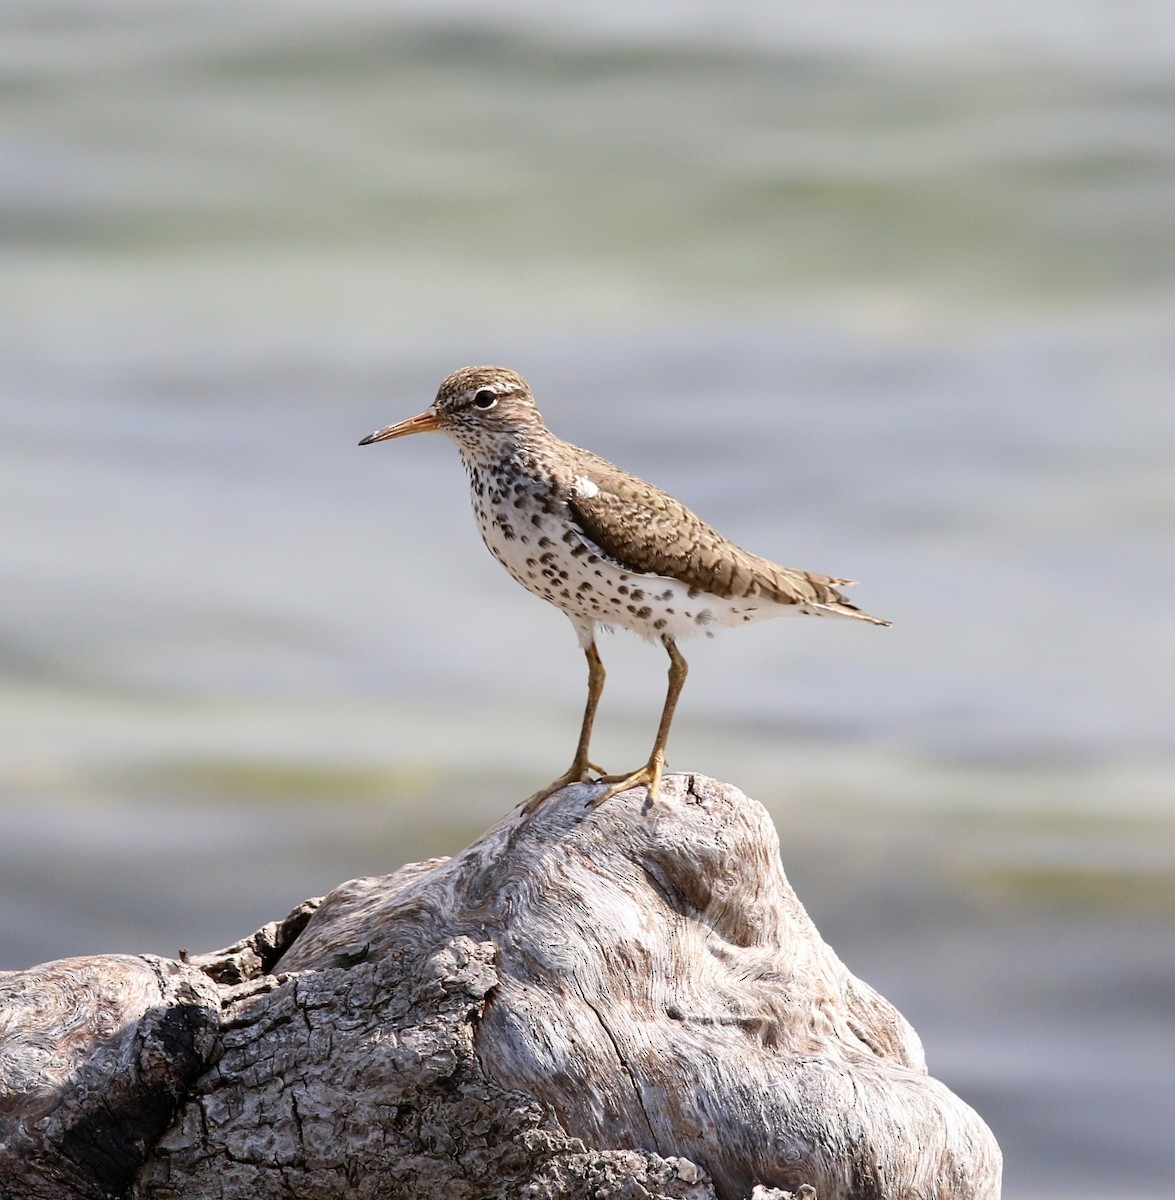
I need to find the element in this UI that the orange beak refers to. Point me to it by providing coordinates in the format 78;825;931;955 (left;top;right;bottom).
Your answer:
358;410;442;445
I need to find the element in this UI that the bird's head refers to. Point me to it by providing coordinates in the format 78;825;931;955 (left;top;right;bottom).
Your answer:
359;366;544;458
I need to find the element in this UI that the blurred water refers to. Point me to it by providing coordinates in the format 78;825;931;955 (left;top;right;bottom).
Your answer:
2;4;1174;1197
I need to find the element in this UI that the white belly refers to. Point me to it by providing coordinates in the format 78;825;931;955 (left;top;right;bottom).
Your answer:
473;500;788;645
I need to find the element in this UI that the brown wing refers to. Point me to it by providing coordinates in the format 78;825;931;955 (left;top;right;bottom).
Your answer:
565;453;887;622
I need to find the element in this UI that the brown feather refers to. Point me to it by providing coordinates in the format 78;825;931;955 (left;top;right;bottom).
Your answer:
564;452;889;625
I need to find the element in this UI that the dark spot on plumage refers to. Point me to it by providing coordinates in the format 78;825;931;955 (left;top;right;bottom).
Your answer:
538;536;553;549
635;606;652;619
569;543;587;558
531;514;542;527
631;588;645;601
688;586;701;599
654;618;667;631
657;589;673;602
497;520;515;540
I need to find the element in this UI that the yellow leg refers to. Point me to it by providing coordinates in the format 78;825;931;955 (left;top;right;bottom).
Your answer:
590;636;688;808
522;641;607;812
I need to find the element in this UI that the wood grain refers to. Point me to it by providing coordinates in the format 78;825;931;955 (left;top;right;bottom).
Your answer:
0;775;1000;1200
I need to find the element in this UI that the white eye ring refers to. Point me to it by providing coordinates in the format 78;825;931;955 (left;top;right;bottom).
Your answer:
472;389;498;410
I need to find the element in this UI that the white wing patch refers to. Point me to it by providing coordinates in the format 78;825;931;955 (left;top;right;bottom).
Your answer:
571;475;600;499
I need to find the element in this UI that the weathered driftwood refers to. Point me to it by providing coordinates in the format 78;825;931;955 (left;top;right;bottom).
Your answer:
0;774;1001;1200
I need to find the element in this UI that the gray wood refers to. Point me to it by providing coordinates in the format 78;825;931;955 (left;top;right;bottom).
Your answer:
0;775;1001;1200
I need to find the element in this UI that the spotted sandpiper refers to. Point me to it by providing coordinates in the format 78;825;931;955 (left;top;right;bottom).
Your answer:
360;366;889;811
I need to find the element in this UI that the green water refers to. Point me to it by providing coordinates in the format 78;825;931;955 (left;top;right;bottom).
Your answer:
3;5;1175;1196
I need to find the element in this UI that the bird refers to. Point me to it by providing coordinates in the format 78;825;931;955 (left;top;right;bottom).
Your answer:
360;366;889;812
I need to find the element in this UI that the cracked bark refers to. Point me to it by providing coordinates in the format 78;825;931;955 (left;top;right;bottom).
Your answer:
0;775;1001;1200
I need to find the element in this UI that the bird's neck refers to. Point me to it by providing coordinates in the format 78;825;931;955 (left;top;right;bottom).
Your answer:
454;424;568;488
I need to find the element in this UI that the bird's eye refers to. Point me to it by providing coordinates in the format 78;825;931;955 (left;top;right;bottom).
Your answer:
472;389;498;410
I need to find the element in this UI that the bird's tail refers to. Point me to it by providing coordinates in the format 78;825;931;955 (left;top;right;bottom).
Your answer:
750;556;892;626
811;598;892;625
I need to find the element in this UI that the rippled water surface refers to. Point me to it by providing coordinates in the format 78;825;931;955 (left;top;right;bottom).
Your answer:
2;4;1174;1196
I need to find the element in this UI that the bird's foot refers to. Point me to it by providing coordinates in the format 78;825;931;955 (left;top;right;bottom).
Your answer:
520;761;605;814
589;754;664;809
